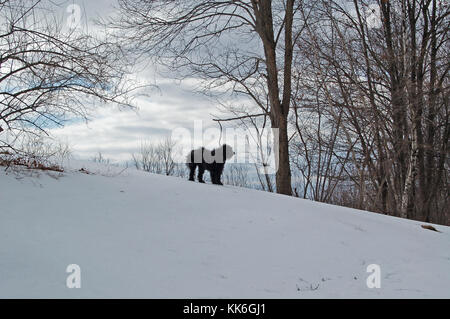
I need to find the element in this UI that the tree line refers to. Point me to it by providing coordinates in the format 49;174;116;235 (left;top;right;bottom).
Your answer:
109;0;448;224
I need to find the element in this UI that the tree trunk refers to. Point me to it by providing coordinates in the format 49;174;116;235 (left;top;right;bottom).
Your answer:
253;0;293;196
401;128;418;219
274;116;292;195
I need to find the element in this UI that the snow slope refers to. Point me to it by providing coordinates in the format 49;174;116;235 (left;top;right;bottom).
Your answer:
1;161;449;298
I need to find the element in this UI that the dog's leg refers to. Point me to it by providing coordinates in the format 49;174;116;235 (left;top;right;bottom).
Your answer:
198;165;205;183
218;169;224;185
215;166;224;185
211;171;220;185
216;172;223;185
188;163;195;181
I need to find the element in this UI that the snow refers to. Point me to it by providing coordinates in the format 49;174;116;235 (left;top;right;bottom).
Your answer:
1;161;449;298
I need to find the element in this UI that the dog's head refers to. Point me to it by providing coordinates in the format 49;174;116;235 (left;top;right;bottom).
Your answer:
222;144;235;161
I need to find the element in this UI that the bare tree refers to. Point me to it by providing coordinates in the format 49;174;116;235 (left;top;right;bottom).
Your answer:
132;141;162;174
293;0;449;224
159;136;178;176
224;164;250;188
132;136;180;176
0;0;139;152
107;0;310;195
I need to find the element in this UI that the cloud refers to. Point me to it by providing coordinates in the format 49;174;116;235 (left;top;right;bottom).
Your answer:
49;75;221;162
48;1;245;163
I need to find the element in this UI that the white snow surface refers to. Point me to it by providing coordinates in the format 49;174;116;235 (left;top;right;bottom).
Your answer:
1;160;449;298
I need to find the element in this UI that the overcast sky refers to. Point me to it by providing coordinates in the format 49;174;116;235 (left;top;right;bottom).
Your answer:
49;0;226;162
47;0;384;164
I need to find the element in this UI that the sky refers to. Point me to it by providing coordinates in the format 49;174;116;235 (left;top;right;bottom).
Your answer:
48;0;227;163
13;0;384;165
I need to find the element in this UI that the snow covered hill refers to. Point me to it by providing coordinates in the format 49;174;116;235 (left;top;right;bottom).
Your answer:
1;162;449;298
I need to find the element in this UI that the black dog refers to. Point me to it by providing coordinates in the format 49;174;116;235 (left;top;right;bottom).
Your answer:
186;144;234;185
